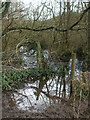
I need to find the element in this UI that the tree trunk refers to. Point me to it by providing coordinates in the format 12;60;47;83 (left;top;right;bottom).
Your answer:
70;52;76;98
37;41;42;69
88;1;90;113
65;1;70;49
62;66;66;98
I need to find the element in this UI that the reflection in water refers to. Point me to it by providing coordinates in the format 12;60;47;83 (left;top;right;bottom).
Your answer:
21;49;50;69
10;74;71;112
9;49;83;112
22;50;38;69
8;58;83;112
68;58;82;80
11;81;50;112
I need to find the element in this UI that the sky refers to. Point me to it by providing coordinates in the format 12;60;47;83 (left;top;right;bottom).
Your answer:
20;0;89;5
23;0;40;4
19;0;45;6
1;0;89;3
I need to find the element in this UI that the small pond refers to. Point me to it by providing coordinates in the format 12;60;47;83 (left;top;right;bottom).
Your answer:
4;58;83;112
3;47;85;113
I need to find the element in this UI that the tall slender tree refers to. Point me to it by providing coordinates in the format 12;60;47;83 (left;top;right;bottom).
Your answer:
88;1;90;114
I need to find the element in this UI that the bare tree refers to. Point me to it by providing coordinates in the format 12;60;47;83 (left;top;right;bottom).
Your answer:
0;0;11;18
88;1;90;114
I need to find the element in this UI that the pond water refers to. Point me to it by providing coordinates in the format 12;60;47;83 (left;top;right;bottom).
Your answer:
8;59;83;112
5;48;84;112
22;49;49;69
10;76;70;112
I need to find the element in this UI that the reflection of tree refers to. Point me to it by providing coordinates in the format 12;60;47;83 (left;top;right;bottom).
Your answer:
31;74;68;102
31;85;66;102
35;78;47;100
14;90;33;107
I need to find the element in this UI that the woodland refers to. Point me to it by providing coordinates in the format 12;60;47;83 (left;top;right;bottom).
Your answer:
0;0;90;119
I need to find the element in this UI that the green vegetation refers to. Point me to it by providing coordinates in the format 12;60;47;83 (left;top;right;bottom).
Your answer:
2;66;89;99
2;70;24;90
1;1;89;104
2;64;68;91
2;66;52;90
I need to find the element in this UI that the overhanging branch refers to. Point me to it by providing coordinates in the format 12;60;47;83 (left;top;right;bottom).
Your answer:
70;5;90;29
2;5;90;36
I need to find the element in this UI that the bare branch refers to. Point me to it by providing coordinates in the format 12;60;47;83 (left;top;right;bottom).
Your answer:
2;3;90;37
70;5;90;29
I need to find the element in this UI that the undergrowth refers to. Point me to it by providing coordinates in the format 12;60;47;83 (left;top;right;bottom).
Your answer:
2;66;55;90
2;66;89;99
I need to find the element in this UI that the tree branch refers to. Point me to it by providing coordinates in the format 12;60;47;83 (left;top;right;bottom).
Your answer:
2;5;90;36
70;5;90;29
2;2;11;18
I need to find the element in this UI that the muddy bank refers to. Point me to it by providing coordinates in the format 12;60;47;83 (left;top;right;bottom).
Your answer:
2;71;90;119
2;91;89;119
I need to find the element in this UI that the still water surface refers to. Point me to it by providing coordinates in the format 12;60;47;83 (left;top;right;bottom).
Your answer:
6;48;83;112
